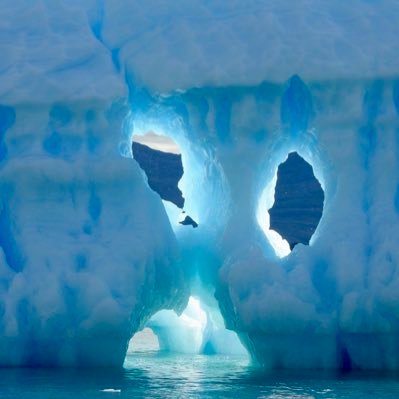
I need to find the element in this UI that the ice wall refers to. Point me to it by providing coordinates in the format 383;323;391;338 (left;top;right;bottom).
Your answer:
127;77;399;370
0;100;188;366
1;1;399;369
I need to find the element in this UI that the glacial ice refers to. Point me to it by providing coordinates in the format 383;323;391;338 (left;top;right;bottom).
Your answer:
1;1;399;370
139;296;247;356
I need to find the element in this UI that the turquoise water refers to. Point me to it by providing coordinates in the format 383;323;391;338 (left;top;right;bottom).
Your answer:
1;352;399;398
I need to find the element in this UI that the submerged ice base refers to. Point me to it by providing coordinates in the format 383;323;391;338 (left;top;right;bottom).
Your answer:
0;1;399;369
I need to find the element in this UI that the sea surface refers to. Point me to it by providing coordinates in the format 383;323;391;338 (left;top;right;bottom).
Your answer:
1;351;399;398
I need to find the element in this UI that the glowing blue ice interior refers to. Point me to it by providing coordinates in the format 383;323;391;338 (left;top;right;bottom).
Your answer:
0;1;399;371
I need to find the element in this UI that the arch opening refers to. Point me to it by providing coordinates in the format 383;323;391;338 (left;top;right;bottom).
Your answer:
132;131;198;228
125;297;248;359
127;328;160;353
258;151;324;257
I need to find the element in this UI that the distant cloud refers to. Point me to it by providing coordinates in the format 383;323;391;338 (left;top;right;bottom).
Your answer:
133;132;181;154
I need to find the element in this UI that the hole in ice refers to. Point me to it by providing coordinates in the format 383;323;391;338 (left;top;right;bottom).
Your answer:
268;152;324;251
127;328;160;353
132;132;198;228
126;297;248;358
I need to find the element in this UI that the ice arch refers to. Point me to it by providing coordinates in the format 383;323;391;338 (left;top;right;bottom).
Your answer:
2;75;399;370
0;1;399;371
123;77;399;371
128;297;247;356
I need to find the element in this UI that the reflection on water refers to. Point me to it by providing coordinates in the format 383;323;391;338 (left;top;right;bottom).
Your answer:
1;352;399;398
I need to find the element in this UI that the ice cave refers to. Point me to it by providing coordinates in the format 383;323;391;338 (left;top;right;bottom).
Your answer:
1;1;399;375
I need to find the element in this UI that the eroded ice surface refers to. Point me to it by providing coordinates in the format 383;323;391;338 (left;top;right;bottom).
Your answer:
0;1;399;369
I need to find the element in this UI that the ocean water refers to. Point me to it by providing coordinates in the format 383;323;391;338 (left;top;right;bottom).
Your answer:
1;352;399;398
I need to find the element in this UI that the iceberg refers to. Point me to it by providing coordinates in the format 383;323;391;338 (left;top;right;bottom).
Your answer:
0;0;399;370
